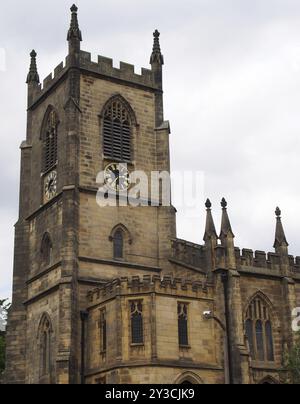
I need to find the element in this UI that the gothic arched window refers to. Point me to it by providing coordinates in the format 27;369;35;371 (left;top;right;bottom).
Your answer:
102;97;133;162
245;294;275;362
41;233;52;267
109;224;132;261
113;229;124;260
42;108;59;172
131;301;143;344
178;303;189;347
38;314;53;377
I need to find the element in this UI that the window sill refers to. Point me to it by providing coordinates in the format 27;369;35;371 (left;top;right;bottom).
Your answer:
179;345;191;350
130;343;144;347
103;157;134;167
250;360;277;370
41;164;58;178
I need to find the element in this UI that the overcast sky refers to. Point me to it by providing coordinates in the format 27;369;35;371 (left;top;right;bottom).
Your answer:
1;0;300;299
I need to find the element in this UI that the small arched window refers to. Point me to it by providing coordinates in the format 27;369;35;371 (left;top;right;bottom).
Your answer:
178;303;189;347
102;97;133;162
38;314;52;377
245;294;275;362
41;233;52;267
131;301;143;344
113;230;124;260
42;108;59;172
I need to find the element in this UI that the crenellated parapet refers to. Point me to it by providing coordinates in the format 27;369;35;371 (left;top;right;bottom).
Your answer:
171;238;207;271
87;275;211;306
27;5;161;109
229;247;300;274
28;51;158;108
79;51;155;88
43;62;67;90
27;60;68;108
171;237;300;276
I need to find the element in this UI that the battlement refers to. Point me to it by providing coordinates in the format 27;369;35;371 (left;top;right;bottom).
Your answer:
28;60;68;106
28;50;157;107
234;247;300;274
171;238;207;270
42;61;66;89
171;237;300;276
87;275;210;306
79;51;155;88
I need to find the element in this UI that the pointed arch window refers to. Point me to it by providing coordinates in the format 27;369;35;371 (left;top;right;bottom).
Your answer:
245;294;275;362
113;229;124;260
102;97;133;162
131;301;144;344
178;303;189;347
109;224;132;261
42;109;59;172
41;233;52;267
38;314;53;377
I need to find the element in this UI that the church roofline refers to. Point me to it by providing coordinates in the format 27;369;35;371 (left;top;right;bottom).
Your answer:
86;275;212;308
27;5;163;109
171;237;300;276
27;51;161;110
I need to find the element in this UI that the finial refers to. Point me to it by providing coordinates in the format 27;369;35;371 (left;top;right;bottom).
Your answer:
150;29;164;65
67;4;82;42
26;50;40;84
221;198;227;209
204;199;217;242
274;206;289;252
71;4;78;13
205;199;212;209
219;198;234;239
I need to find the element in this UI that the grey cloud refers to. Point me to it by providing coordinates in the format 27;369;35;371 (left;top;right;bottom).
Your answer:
1;0;300;299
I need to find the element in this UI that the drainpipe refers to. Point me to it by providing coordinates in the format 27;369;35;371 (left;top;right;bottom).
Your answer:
80;311;89;385
221;271;234;385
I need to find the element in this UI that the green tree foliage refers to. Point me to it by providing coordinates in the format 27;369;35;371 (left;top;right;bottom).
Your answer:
0;299;11;375
283;332;300;384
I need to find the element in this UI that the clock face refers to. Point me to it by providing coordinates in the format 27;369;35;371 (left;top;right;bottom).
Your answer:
44;171;57;200
104;163;130;192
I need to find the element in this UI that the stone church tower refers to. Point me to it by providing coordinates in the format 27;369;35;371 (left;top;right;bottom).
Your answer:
5;5;300;384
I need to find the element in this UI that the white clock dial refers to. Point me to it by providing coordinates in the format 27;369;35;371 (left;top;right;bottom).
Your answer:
44;171;57;200
104;163;130;192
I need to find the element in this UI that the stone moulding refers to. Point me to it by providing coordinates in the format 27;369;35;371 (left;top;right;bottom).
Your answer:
87;275;211;305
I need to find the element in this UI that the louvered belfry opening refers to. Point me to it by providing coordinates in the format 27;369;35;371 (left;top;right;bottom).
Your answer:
43;110;58;172
103;98;132;162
